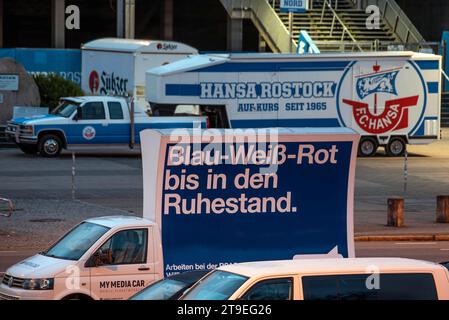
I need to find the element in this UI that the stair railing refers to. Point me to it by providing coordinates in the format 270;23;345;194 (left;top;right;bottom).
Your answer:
220;0;296;53
361;0;425;45
314;40;374;52
320;0;363;51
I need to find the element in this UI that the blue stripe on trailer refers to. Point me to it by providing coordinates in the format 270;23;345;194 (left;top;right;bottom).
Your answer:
230;118;341;128
415;60;439;70
166;84;200;96
187;61;353;73
412;117;438;137
427;82;439;94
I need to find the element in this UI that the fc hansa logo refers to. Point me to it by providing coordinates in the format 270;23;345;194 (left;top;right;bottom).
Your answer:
337;62;426;135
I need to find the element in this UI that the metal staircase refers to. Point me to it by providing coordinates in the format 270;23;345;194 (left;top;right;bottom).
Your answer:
275;0;397;52
220;0;425;53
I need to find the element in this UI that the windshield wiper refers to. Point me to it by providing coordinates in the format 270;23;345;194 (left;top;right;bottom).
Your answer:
40;251;59;259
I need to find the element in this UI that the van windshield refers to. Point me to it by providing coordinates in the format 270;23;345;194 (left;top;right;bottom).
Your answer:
182;270;248;300
41;222;110;261
52;101;79;118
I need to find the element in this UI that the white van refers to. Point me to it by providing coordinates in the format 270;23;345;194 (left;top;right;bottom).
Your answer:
181;258;449;300
0;216;163;300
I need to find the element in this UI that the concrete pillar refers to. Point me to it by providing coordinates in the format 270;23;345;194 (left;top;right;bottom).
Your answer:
437;196;449;223
117;0;124;38
227;17;243;52
52;0;65;48
0;0;3;48
258;34;266;53
387;198;404;227
163;0;173;40
125;0;135;39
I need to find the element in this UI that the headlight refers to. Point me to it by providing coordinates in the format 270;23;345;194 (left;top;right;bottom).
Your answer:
20;125;33;134
22;278;54;290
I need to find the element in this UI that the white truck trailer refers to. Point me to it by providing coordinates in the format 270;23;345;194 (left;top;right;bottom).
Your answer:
145;52;442;157
81;38;198;111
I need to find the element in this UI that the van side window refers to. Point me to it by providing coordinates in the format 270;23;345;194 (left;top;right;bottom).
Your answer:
98;229;147;265
108;102;124;120
240;278;293;300
81;102;106;120
302;273;438;300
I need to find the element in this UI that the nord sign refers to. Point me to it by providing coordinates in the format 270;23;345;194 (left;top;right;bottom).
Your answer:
280;0;309;13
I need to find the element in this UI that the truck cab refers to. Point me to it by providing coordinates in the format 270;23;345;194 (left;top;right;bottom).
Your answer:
0;216;163;300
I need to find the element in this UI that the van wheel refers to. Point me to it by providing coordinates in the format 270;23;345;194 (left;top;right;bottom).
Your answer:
18;144;38;155
38;134;62;158
386;137;406;157
358;137;378;157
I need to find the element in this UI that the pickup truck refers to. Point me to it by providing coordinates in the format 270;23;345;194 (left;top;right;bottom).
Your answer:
5;96;206;157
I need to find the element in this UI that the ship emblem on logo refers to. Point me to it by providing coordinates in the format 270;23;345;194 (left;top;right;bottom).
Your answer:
341;64;421;135
356;68;399;99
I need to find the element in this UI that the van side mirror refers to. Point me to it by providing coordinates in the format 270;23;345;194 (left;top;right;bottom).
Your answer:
85;249;113;268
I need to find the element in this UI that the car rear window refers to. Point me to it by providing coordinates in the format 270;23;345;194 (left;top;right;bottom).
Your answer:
108;102;124;120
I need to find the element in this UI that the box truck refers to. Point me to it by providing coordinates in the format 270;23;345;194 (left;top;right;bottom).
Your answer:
145;51;441;157
81;38;198;111
0;127;359;299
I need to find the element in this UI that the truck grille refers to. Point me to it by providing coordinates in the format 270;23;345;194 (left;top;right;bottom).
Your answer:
0;292;19;300
2;274;25;288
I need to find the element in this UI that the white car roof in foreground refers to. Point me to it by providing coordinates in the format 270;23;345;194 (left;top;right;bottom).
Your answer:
218;258;443;278
84;216;154;229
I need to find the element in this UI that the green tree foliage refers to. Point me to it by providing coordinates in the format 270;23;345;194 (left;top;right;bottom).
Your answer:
33;73;83;111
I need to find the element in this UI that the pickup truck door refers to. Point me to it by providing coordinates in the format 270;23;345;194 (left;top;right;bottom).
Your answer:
89;227;157;300
68;101;111;144
105;101;130;144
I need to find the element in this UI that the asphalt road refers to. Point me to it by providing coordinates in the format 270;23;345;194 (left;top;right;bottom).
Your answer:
356;241;449;262
1;142;449;216
1;242;449;273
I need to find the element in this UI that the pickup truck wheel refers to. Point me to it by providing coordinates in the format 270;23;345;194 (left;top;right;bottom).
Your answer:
358;137;378;157
386;137;406;157
18;144;38;155
38;134;62;157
